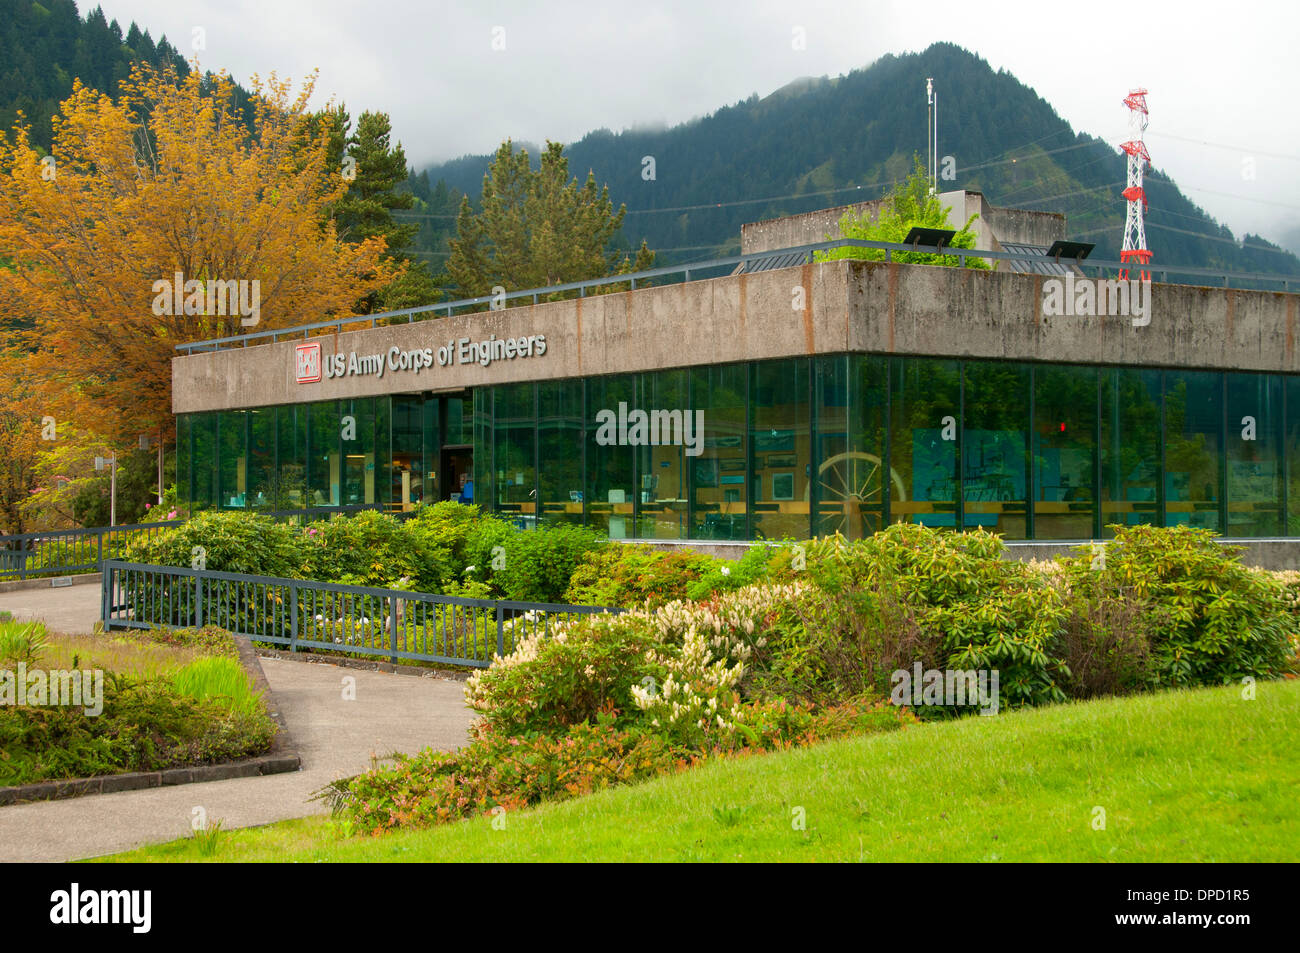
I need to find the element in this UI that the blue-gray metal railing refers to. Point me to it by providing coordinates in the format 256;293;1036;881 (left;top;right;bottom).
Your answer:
0;520;182;581
174;237;1300;354
101;560;622;668
0;504;412;581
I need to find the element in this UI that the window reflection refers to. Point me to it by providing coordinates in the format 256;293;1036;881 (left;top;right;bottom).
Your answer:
1033;365;1097;538
889;358;960;529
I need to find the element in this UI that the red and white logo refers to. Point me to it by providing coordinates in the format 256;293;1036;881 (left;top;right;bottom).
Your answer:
295;342;321;384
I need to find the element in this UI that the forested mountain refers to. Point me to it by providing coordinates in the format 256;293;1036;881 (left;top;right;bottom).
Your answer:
0;1;218;149
420;43;1299;278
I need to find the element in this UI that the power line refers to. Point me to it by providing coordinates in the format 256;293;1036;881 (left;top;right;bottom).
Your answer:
1174;182;1300;213
1070;219;1298;257
1146;130;1300;163
998;181;1127;210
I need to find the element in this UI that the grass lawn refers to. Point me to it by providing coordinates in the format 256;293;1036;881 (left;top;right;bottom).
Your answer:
96;679;1300;862
40;631;209;679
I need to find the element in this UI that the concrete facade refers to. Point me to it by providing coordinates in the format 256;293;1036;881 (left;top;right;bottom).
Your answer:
173;257;1300;415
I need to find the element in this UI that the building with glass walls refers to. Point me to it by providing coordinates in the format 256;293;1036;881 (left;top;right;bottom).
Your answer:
175;357;1300;542
171;193;1300;555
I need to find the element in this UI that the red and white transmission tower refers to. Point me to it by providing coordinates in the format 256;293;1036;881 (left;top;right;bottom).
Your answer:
1119;88;1151;281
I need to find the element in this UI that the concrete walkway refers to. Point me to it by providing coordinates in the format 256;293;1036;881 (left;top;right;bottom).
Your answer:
0;584;477;862
0;578;102;635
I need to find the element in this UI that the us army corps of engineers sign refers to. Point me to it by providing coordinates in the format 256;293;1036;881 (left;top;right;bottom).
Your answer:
294;333;549;384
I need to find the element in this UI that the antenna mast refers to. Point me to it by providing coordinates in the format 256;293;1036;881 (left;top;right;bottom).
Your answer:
926;78;937;194
1119;88;1151;281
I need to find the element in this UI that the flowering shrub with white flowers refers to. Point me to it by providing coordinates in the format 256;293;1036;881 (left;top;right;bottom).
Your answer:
626;582;808;745
463;581;807;747
464;614;665;736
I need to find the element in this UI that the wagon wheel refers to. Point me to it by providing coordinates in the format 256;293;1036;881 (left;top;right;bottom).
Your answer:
804;451;907;541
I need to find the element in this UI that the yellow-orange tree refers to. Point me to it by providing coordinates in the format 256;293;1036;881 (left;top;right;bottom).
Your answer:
0;63;398;444
0;348;43;534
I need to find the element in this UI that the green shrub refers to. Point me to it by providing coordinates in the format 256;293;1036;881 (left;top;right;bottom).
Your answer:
462;515;516;592
496;523;606;603
1059;525;1296;688
758;579;935;705
683;542;791;601
403;501;488;591
1055;587;1154;698
301;510;424;588
135;625;239;659
0;674;276;786
126;511;301;578
802;526;1069;709
565;543;717;608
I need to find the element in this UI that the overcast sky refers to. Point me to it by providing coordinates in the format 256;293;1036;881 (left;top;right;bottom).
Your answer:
94;0;1300;254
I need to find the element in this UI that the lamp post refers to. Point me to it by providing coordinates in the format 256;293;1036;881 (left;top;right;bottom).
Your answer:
94;452;117;526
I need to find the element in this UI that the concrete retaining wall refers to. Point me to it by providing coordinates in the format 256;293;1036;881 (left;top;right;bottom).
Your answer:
628;536;1300;572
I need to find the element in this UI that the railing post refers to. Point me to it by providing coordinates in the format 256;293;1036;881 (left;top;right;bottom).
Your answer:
290;581;299;653
389;596;399;664
495;604;505;660
194;571;204;627
100;561;111;631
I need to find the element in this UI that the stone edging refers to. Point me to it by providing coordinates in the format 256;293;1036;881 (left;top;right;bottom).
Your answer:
254;646;471;682
0;633;301;807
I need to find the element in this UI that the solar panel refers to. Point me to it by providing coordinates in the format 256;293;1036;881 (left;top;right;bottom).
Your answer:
735;250;810;274
1000;242;1073;277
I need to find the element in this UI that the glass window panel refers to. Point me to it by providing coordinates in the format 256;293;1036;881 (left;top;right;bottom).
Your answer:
446;395;472;446
1033;365;1098;539
277;404;308;511
636;370;691;540
889;358;960;529
539;380;584;526
494;383;536;528
309;401;341;508
191;412;217;513
375;395;391;510
1287;378;1300;535
472;388;491;510
963;362;1029;537
341;397;376;507
1100;367;1161;534
750;359;810;541
1226;373;1282;536
586;375;636;538
217;410;247;509
247;408;275;512
392;395;424;511
1164;371;1222;531
814;356;886;540
690;364;748;540
176;414;192;514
